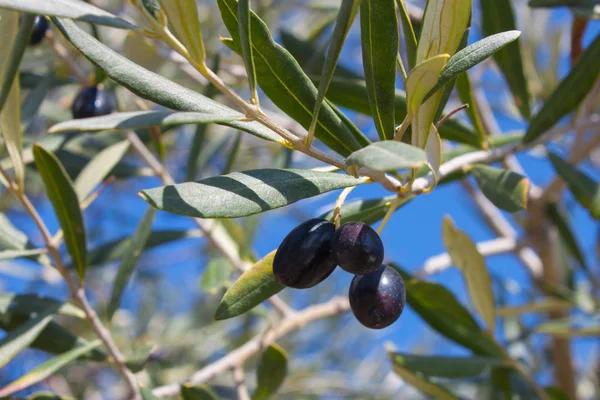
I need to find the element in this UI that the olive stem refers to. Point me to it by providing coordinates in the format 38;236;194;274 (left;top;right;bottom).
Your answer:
331;186;358;228
376;196;404;235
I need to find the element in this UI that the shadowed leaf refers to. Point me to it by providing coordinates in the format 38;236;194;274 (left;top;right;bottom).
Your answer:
470;165;529;212
255;343;288;400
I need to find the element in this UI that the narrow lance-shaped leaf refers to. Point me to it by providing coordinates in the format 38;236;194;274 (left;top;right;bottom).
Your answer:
140;169;364;219
424;31;522;102
51;18;280;143
480;0;530;118
360;0;398;140
0;340;101;398
216;0;369;155
391;362;458;400
0;11;28;190
390;352;507;380
470;164;529;212
548;153;600;219
181;384;219;400
442;217;496;332
238;0;258;103
255;343;288;400
0;293;85;319
308;0;361;145
345;141;427;173
74;140;131;202
107;207;157;320
0;308;55;369
391;265;503;356
524;33;600;143
161;0;206;62
200;258;233;294
321;195;412;226
50;111;241;134
0;0;139;30
33;144;87;281
456;73;487;145
396;0;417;69
214;251;283;320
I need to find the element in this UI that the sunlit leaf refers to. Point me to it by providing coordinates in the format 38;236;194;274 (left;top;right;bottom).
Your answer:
535;316;600;337
396;0;417;69
549;152;600;219
238;0;258;102
140;169;363;219
480;0;530;118
442;217;496;332
345;141;426;173
181;384;219;400
470;165;529;212
33;144;87;281
161;0;205;62
217;0;369;155
214;251;283;320
0;340;101;397
200;257;233;294
0;0;138;29
125;346;154;373
360;0;397;140
108;207;157;320
255;343;288;400
524;33;600;143
498;299;572;317
391;363;458;400
52;18;279;143
456;73;486;144
321;195;412;225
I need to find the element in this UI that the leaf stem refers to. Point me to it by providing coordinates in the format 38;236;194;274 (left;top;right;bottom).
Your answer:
331;186;357;228
376;196;404;235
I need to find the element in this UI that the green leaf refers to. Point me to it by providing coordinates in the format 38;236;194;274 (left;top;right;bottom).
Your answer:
0;308;55;369
345;141;427;172
470;165;529;212
524;33;600;143
181;384;219;400
443;134;523;161
140;169;363;219
74;140;130;202
456;73;486;144
217;0;369;156
107;207;157;320
391;265;503;356
0;248;46;261
0;213;32;251
50;111;242;134
238;0;258;102
548;153;600;219
391;362;458;400
200;257;233;294
480;0;530;118
0;11;27;189
442;217;496;332
321;195;412;225
51;18;279;143
214;251;284;320
140;387;161;400
0;0;139;30
389;352;506;379
396;0;417;69
125;345;154;373
27;392;74;400
33;144;87;281
0;293;84;319
0;340;101;397
255;343;288;400
360;0;398;140
161;0;205;62
311;75;481;146
425;31;522;102
308;0;361;144
21;71;53;123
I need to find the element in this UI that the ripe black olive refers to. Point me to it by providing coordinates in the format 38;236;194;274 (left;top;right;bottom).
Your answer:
349;264;405;329
29;16;49;46
332;221;383;274
71;86;115;119
273;219;337;289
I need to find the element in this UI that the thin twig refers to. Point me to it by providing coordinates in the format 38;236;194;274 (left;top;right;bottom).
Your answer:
0;166;141;400
152;296;350;398
435;104;469;130
233;365;252;400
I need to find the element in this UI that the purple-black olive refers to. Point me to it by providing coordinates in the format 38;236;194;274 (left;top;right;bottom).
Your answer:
349;264;405;329
71;86;115;119
29;16;49;46
332;221;383;275
273;218;337;289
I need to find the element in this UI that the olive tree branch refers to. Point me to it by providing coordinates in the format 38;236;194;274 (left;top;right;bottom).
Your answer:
233;365;252;400
152;296;350;398
0;166;141;400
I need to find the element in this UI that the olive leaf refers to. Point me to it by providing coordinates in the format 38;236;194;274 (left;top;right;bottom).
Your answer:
255;343;288;400
345;141;427;172
470;165;529;212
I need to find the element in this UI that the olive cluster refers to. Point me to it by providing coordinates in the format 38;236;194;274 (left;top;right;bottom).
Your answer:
273;219;406;329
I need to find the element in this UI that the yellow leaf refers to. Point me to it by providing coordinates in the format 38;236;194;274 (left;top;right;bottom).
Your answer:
425;127;442;179
405;54;450;115
442;216;496;332
416;0;472;63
